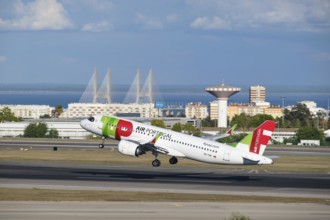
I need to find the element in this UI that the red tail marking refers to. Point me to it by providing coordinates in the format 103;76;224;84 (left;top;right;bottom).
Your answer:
250;121;277;154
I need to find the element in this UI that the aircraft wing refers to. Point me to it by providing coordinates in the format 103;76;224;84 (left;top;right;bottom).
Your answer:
128;134;186;157
204;124;237;141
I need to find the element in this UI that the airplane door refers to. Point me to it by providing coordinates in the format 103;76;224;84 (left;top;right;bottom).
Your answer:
223;149;231;162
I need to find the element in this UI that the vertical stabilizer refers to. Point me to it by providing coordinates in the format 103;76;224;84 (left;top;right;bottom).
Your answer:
236;120;276;155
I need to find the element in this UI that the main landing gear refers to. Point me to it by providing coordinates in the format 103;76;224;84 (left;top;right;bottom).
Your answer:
169;157;178;165
152;159;161;167
151;156;178;167
151;150;161;167
99;136;106;148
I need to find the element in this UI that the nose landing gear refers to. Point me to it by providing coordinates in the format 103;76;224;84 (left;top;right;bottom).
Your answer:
99;137;106;148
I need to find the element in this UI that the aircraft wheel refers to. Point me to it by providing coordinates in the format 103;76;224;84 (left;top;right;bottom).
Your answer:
169;157;178;165
99;144;105;148
152;159;161;167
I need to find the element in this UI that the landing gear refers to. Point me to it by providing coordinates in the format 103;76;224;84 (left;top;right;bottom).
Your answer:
151;150;161;167
99;136;105;148
169;157;178;165
152;159;161;167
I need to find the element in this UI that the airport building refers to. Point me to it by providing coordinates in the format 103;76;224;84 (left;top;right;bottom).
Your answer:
185;102;208;119
68;103;158;118
0;105;52;119
0;121;88;139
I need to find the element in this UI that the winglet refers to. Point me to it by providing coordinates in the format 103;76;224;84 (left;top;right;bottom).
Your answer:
205;124;238;141
226;124;237;136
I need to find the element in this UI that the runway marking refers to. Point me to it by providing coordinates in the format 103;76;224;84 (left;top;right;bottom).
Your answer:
264;170;274;174
76;176;233;184
248;169;259;174
79;176;111;180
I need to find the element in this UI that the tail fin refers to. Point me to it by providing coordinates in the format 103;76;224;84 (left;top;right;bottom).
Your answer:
236;120;277;155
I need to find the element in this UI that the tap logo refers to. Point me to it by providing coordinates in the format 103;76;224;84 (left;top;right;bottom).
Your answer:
115;119;133;140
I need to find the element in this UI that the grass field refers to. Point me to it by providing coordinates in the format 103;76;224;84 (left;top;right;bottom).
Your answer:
0;147;329;173
1;188;329;204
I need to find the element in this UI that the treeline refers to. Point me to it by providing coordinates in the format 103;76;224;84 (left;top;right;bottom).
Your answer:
283;103;329;129
24;122;59;138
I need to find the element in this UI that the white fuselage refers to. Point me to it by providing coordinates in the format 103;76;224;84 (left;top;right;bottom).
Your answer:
80;115;273;165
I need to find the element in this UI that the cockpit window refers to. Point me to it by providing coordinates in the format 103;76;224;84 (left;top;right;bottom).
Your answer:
88;117;95;122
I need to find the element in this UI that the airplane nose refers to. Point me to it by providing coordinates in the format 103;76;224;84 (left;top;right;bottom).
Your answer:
80;119;88;129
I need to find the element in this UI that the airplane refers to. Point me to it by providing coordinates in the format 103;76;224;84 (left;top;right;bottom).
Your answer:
80;115;276;167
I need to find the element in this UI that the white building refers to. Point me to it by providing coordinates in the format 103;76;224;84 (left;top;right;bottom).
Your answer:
271;130;296;143
0;105;52;119
0;121;88;139
249;85;266;103
68;103;158;118
185;102;208;119
299;140;320;146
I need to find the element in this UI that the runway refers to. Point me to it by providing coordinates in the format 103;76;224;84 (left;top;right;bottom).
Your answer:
2;139;330;156
1;161;330;199
1;139;330;220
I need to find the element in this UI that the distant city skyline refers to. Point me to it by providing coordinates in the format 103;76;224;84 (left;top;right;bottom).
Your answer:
0;0;330;86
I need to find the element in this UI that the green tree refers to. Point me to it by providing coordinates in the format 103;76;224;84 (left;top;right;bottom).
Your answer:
150;119;166;128
296;127;323;141
40;114;51;119
54;105;63;118
0;107;21;122
231;113;252;130
202;116;217;127
249;114;274;128
182;123;201;137
47;128;59;138
283;136;299;145
172;122;182;132
284;103;312;127
24;122;48;138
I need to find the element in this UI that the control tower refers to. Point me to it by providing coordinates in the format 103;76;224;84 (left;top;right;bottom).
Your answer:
205;83;241;128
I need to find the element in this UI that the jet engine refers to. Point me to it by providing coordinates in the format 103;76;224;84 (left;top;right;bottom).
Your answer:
118;140;145;157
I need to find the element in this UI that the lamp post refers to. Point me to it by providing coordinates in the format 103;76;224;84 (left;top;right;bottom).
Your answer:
281;96;286;126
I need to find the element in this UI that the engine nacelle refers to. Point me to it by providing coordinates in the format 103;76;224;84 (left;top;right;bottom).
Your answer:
118;140;145;157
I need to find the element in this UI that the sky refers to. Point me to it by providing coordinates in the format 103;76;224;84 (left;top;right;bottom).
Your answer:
0;0;329;86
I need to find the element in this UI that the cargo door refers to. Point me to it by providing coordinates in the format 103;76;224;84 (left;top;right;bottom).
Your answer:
223;149;231;162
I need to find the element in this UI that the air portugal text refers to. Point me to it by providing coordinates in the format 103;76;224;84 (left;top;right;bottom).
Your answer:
135;126;172;139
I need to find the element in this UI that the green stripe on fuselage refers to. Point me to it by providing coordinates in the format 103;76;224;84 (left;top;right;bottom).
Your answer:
101;116;119;138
